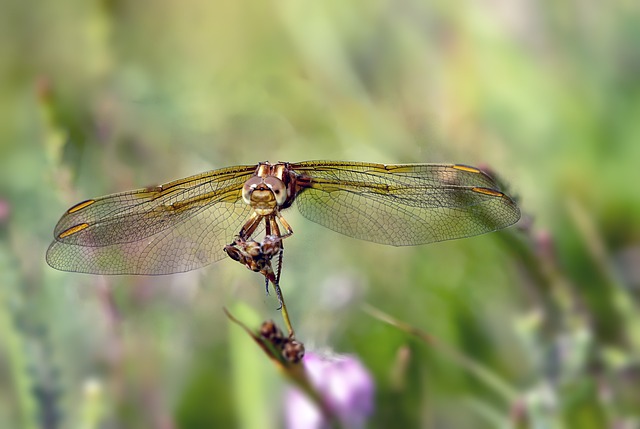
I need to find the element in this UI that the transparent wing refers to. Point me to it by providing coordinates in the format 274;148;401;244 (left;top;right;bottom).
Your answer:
46;165;257;274
290;161;520;246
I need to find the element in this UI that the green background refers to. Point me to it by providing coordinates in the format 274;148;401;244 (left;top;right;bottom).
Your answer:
1;0;639;428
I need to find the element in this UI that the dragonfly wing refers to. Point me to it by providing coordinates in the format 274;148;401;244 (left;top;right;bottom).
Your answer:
291;161;520;246
46;165;256;274
46;201;253;274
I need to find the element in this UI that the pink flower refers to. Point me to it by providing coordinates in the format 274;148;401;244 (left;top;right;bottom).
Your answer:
285;352;374;429
0;199;9;224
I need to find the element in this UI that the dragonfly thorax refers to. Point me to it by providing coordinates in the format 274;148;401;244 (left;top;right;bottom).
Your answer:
242;175;288;216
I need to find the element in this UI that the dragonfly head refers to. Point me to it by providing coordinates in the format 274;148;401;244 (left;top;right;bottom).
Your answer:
242;176;288;215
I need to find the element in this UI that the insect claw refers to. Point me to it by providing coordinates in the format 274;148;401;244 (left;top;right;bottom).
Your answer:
273;282;284;311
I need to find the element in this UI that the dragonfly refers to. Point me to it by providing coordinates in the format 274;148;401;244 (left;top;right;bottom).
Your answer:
46;161;521;301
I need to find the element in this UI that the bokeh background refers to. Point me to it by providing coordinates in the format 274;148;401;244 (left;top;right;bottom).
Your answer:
1;0;640;428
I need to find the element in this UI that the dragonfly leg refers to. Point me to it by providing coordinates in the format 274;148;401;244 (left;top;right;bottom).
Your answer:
228;213;290;313
275;243;284;285
265;218;285;285
236;212;262;242
265;216;272;236
273;281;284;311
275;212;294;239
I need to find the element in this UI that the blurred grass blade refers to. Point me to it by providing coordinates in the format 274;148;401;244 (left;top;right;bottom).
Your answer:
362;303;518;402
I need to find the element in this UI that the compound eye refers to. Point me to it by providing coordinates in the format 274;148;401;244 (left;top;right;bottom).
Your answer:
263;176;287;206
242;176;263;204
